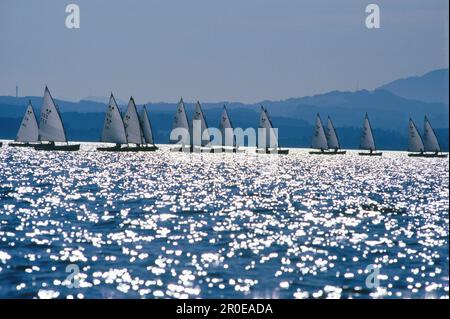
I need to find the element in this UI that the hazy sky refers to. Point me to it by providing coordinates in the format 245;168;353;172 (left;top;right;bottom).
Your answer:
0;0;448;103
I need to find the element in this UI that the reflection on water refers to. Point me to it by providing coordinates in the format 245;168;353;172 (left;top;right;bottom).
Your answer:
0;144;448;299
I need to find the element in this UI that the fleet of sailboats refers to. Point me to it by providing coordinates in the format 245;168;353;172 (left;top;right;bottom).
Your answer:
33;87;80;151
8;101;39;147
1;92;448;157
358;113;382;156
408;116;447;158
309;114;345;155
97;94;157;152
256;106;289;154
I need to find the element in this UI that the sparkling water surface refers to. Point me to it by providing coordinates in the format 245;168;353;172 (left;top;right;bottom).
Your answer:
0;143;448;299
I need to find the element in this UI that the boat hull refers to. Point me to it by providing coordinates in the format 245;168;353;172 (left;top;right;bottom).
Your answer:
408;153;448;158
309;150;346;155
256;148;289;155
34;143;80;151
8;142;38;148
97;145;158;152
358;152;383;156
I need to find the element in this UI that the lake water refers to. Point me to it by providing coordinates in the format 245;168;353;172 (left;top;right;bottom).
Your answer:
0;143;448;299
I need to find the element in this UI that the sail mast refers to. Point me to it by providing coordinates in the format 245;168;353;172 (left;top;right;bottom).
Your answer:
368;114;376;151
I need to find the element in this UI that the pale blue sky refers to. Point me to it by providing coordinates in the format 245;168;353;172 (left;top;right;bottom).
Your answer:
0;0;448;103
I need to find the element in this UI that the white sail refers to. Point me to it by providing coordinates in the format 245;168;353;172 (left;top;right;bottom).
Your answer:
16;101;39;142
101;93;127;144
38;86;67;142
192;101;210;147
258;107;278;149
326;117;340;150
140;105;154;145
171;98;190;144
423;116;440;152
123;97;144;145
220;105;235;147
311;114;328;150
408;118;424;152
360;113;376;151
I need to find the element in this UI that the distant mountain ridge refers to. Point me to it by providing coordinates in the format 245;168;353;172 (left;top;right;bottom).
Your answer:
377;68;449;104
0;69;448;151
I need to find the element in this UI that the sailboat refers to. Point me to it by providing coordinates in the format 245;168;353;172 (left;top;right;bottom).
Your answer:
192;101;213;153
214;105;241;153
358;113;382;156
309;114;331;154
9;101;39;147
122;97;157;151
34;87;80;151
408;116;447;158
138;105;158;151
170;98;192;152
325;116;346;155
96;93;128;151
256;106;289;154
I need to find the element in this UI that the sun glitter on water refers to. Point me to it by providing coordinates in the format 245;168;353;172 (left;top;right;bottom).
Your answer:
0;144;448;299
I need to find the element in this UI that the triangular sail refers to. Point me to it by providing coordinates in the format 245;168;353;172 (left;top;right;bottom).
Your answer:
360;113;376;151
101;94;127;144
311;114;328;150
171;98;190;144
16;101;39;142
140;105;154;145
38;87;67;142
123;97;144;145
408;118;424;152
423;116;440;152
220;105;235;147
192;101;210;147
258;106;278;149
326;117;340;149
